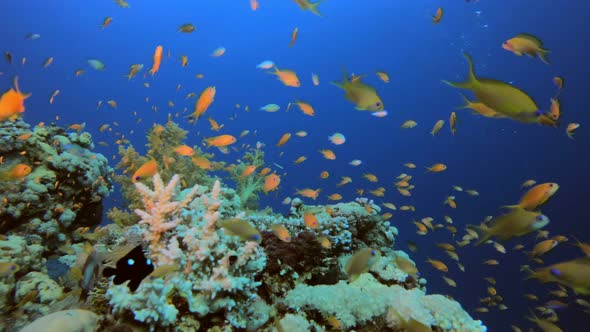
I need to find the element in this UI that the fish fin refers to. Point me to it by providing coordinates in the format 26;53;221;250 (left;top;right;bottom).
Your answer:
467;224;491;246
457;93;473;109
442;53;479;89
539;49;550;64
500;204;521;210
308;1;323;16
517;33;543;45
514;51;524;56
102;266;117;278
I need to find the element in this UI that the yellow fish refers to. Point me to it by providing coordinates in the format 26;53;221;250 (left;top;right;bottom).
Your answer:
332;67;383;111
445;53;554;125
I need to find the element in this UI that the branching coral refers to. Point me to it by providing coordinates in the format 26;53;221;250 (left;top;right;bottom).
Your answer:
105;173;267;330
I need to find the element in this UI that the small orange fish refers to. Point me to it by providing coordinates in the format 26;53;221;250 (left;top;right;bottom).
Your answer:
259;167;271;176
319;149;336;160
241;165;257;177
320;171;329;179
271;224;291;242
294;100;314;115
426;258;448;272
0;76;31;122
132;160;157;182
250;0;259;11
289;27;299;48
1;163;32;180
180;55;188;67
191;156;212;169
268;65;300;87
303;212;319;229
204;134;236;148
208;117;223;131
149;45;163;76
426;163;447;172
276;133;292;147
432;7;443;23
327;193;342;201
263;173;281;193
173;145;194;156
296;188;321;200
43;57;54;68
189;86;216;122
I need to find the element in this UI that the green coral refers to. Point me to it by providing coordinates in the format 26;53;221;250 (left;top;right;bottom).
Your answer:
226;147;267;209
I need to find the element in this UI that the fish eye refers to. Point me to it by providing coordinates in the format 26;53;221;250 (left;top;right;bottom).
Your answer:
371;250;377;256
375;102;381;107
536;215;544;221
127;258;135;266
146;259;152;265
251;234;260;241
550;268;561;276
134;176;140;181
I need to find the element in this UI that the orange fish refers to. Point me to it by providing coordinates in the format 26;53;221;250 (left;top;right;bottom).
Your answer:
259;167;271;176
276;133;292;147
1;163;31;180
173;145;194;156
271;224;291;242
263;173;281;193
296;188;321;200
250;0;259;11
432;7;443;23
149;45;163;76
208;117;223;131
0;77;31;122
303;212;319;229
189;86;216;122
426;163;447;172
268;65;300;87
191;156;212;169
294;100;314;116
426;258;448;272
132;160;157;182
319;149;336;160
504;182;559;211
204;134;236;148
241;165;257;177
327;193;342;201
289;27;299;48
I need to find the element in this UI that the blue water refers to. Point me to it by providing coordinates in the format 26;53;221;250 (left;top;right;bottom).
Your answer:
2;0;589;330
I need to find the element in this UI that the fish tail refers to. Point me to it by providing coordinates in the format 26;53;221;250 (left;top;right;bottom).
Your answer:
308;1;323;16
467;224;491;246
539;48;550;64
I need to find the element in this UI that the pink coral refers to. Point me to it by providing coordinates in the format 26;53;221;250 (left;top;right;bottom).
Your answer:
134;173;199;263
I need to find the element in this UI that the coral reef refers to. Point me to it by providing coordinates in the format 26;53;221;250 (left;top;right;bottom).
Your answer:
0;119;486;332
284;273;485;331
0;118;113;247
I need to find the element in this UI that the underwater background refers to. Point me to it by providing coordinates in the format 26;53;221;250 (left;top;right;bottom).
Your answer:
1;0;590;331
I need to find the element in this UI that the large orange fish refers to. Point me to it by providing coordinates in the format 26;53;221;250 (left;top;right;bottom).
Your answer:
189;86;216;123
504;183;559;211
149;45;163;76
0;77;31;122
